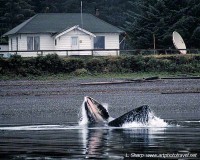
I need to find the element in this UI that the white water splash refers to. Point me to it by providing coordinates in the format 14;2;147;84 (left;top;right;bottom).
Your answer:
78;101;88;126
122;112;168;128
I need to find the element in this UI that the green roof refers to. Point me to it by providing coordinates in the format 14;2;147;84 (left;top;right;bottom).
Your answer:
4;13;124;36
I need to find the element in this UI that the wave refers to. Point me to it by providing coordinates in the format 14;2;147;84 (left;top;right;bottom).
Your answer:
0;125;81;131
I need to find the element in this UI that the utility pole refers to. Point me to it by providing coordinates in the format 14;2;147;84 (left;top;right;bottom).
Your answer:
153;34;156;54
81;1;83;28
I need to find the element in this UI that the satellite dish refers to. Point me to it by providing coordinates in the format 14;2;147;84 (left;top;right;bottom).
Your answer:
172;31;187;54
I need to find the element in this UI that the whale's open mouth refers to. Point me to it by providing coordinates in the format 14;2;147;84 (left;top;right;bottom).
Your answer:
84;96;110;123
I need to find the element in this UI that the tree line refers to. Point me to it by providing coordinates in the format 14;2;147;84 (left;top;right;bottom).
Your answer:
0;0;200;49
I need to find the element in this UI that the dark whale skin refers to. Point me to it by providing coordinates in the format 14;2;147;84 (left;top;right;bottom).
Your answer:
108;105;151;127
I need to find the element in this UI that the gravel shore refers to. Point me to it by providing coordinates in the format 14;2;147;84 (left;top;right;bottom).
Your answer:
0;78;200;125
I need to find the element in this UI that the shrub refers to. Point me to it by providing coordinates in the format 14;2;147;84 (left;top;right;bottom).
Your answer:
180;64;196;73
176;56;190;65
1;54;200;77
86;58;104;72
104;57;124;72
159;59;172;71
63;58;84;73
8;55;24;69
146;57;164;71
124;55;145;72
73;68;88;76
6;55;27;75
36;54;64;73
0;57;6;74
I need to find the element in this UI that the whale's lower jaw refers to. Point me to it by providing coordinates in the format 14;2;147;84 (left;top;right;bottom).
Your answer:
108;105;152;127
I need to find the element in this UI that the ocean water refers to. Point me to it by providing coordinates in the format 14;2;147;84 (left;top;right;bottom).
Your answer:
0;119;199;159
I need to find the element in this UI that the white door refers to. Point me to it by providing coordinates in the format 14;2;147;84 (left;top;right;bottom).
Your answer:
71;36;79;55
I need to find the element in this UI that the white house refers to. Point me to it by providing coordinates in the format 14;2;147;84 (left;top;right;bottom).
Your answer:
3;13;124;57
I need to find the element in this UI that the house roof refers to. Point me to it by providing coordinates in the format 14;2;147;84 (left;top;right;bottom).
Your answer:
4;13;124;36
55;25;96;39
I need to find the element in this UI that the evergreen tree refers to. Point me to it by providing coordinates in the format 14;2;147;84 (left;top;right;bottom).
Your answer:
3;0;34;28
0;0;8;43
1;0;200;49
0;0;34;43
125;0;200;49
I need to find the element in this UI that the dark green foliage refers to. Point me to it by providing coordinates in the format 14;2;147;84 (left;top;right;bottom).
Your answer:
1;54;200;77
0;0;35;43
121;56;146;72
86;58;104;72
125;0;200;49
35;54;64;73
7;55;25;75
104;57;124;73
35;54;84;74
0;57;6;74
63;58;84;73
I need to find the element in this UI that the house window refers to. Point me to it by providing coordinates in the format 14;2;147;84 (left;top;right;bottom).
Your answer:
94;36;105;49
71;37;78;46
27;36;40;50
27;37;33;50
55;39;57;46
34;36;40;50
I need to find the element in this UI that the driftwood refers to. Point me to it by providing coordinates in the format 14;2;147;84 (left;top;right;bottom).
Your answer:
80;75;200;86
80;76;160;85
161;91;200;94
81;80;135;85
161;76;200;80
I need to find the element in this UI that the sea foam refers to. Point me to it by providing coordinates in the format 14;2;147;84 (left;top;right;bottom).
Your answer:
122;112;168;128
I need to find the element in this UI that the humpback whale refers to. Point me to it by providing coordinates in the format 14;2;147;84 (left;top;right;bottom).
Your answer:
79;96;153;127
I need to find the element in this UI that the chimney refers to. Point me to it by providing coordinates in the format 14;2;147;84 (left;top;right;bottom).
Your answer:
95;8;99;16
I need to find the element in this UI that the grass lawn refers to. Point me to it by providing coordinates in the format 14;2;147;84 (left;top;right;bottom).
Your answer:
1;71;199;81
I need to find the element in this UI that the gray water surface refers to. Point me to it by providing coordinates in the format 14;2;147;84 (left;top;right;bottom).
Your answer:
0;122;200;159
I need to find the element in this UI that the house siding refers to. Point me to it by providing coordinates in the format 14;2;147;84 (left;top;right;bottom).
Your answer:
0;45;8;51
4;13;124;57
94;33;120;56
0;45;9;57
55;29;93;55
7;31;120;57
8;34;54;57
9;36;16;51
40;34;55;56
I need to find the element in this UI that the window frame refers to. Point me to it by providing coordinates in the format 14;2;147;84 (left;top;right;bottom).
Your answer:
71;36;78;46
27;36;40;51
34;36;40;50
94;36;105;49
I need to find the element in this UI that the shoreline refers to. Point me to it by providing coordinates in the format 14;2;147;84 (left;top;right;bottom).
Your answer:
0;77;200;95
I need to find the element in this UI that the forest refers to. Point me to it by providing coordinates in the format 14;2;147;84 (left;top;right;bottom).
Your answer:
0;0;200;49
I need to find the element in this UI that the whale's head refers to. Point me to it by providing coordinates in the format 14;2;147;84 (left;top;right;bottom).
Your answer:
83;96;110;124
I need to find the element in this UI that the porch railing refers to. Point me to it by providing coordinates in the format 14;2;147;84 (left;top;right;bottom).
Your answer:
0;48;200;57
